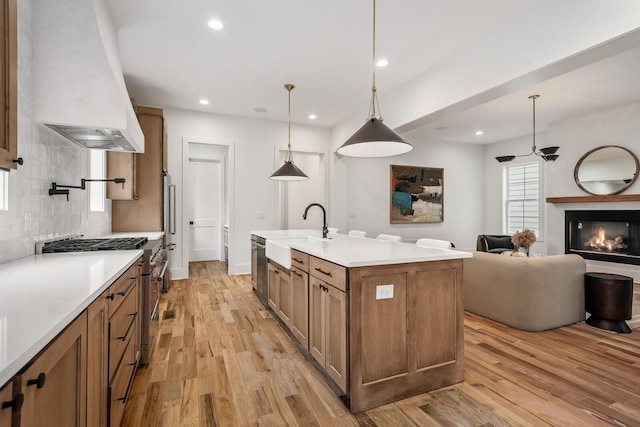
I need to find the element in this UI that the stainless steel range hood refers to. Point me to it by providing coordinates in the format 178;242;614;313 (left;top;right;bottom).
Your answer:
32;0;144;153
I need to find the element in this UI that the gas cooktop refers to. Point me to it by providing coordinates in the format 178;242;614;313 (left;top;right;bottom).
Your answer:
42;237;148;253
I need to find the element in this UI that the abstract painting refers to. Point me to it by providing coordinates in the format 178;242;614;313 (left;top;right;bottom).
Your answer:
390;165;443;223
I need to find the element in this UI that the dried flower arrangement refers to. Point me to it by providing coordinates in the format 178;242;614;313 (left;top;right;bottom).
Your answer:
512;229;537;250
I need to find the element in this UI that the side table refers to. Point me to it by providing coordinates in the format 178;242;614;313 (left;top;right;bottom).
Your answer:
584;272;634;333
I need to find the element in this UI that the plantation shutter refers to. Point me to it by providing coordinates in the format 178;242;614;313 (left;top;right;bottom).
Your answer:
506;162;540;237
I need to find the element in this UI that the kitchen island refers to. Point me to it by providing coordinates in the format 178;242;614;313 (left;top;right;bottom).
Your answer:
252;231;472;412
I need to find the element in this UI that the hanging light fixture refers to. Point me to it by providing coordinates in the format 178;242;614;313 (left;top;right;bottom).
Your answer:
270;84;309;181
495;95;559;163
336;0;413;158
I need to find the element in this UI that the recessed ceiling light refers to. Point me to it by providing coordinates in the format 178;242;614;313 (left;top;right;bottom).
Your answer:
207;19;224;30
199;99;210;105
308;114;317;120
254;107;267;113
376;58;389;67
475;130;484;136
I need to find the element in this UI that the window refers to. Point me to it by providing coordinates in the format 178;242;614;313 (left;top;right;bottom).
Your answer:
88;150;105;212
504;161;541;238
0;169;7;210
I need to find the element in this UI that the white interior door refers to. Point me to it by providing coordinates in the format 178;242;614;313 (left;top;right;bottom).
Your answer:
188;159;221;261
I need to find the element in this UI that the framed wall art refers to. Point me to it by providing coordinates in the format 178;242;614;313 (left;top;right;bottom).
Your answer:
390;165;443;224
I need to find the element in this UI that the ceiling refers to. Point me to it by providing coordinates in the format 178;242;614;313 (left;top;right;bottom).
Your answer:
106;0;640;145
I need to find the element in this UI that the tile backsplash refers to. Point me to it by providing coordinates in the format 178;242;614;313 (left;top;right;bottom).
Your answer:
0;0;110;264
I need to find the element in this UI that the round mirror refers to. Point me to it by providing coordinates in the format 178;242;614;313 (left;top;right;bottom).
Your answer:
574;145;639;195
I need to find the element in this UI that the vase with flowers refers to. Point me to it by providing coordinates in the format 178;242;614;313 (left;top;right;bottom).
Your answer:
511;229;536;256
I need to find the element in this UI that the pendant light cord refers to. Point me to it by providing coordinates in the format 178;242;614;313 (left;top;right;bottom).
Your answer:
530;94;538;153
368;0;381;121
286;84;294;162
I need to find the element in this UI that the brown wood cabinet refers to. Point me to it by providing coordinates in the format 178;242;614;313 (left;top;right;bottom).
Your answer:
19;312;87;427
0;380;16;426
290;266;309;349
106;152;137;200
107;263;140;427
309;275;349;393
0;260;141;427
348;259;464;412
110;105;167;231
267;261;292;328
0;0;17;171
87;291;108;427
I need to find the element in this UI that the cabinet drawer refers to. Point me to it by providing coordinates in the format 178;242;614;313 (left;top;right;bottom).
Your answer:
109;335;137;427
109;285;137;381
108;263;139;318
309;256;347;292
291;249;309;272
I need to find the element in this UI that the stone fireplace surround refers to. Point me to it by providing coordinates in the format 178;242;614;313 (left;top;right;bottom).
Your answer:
565;210;640;266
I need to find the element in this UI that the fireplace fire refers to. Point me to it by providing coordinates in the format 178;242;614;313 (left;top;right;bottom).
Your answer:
565;210;640;265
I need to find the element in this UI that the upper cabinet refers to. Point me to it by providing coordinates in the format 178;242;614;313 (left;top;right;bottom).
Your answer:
0;0;17;171
111;106;167;231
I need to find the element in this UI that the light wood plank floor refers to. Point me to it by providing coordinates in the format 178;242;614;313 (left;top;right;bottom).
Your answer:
122;261;640;426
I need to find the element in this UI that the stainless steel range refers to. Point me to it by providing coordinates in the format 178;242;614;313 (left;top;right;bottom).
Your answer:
38;235;167;365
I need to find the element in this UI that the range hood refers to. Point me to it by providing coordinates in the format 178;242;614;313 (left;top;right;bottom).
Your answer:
32;0;144;153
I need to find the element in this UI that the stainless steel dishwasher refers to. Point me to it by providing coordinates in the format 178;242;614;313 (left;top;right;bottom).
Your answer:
251;234;268;306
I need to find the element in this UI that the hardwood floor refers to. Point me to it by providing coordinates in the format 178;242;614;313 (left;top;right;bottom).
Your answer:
121;261;640;426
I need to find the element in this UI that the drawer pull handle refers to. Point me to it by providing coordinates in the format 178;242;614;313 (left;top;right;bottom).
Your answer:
116;313;137;341
116;360;139;403
1;393;24;412
117;278;137;297
292;257;304;263
314;267;332;277
292;271;303;278
27;373;46;389
106;294;115;300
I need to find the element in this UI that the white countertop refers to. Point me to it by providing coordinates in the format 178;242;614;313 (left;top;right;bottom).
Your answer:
251;229;322;240
263;232;471;268
0;250;142;387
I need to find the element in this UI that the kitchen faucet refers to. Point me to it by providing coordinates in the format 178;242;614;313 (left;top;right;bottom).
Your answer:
303;203;328;239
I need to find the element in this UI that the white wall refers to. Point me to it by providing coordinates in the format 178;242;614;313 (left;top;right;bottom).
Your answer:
0;0;111;265
163;107;331;278
485;102;640;280
329;135;485;250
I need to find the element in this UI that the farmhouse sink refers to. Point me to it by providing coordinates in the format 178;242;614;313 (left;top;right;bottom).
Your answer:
266;239;293;269
266;236;334;269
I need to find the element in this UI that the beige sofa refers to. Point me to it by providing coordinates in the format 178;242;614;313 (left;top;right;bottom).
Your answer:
463;251;586;331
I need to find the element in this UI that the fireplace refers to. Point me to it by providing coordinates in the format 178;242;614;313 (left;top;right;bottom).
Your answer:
565;210;640;265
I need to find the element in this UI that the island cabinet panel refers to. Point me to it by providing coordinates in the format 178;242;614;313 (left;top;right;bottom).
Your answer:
309;275;349;393
267;261;292;328
309;276;326;364
290;266;309;349
359;273;408;383
325;284;349;392
19;311;87;427
413;268;458;368
348;259;464;413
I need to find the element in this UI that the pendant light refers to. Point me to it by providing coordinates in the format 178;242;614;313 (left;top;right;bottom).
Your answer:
495;95;559;163
270;84;309;181
336;0;413;158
